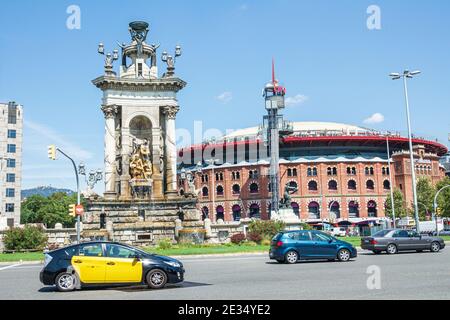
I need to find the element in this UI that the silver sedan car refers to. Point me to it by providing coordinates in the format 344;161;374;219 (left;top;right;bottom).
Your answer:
361;229;445;254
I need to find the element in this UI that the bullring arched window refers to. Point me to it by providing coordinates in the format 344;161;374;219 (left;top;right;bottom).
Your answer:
308;180;318;191
327;167;337;176
202;186;209;197
307;167;317;177
288;180;298;191
216;185;224;196
348;201;359;218
201;207;209;220
368;201;377;217
232;184;241;195
249;182;259;194
308;202;320;219
383;180;390;190
216;206;225;221
348;180;357;190
366;180;375;190
328;180;338;190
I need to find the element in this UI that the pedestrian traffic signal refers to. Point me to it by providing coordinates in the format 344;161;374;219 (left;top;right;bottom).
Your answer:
68;204;76;217
437;208;442;216
48;145;57;160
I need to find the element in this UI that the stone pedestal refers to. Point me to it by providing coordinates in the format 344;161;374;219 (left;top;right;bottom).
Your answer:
271;208;301;223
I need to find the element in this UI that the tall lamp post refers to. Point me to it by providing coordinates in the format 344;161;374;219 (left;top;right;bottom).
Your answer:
386;136;396;228
434;185;450;236
78;162;103;195
389;70;421;233
206;158;219;221
48;145;81;243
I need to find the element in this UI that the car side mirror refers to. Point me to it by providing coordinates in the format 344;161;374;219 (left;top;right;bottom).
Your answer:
328;239;333;243
131;254;141;261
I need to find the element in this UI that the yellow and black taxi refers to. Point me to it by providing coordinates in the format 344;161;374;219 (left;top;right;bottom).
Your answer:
40;241;184;292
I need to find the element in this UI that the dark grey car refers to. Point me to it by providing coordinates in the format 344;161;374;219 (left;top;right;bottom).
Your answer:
361;229;445;254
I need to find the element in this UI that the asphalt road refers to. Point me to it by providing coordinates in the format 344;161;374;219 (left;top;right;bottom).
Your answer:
0;249;449;300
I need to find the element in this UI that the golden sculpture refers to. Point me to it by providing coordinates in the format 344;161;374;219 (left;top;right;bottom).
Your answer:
129;139;152;180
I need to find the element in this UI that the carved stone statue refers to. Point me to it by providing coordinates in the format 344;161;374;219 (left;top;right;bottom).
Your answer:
184;171;201;199
280;182;298;209
129;21;149;58
129;139;152;180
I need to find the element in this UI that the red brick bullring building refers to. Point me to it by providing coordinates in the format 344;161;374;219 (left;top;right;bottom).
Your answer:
177;122;447;224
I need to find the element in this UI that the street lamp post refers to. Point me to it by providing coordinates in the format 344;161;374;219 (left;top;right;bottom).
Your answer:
56;148;82;243
390;70;421;233
206;158;219;221
433;185;450;236
386;136;396;228
78;162;103;195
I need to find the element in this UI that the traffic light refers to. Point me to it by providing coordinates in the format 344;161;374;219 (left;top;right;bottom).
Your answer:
437;208;442;216
68;204;76;217
48;145;57;160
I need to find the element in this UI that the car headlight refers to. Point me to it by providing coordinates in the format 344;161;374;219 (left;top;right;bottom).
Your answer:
163;261;181;268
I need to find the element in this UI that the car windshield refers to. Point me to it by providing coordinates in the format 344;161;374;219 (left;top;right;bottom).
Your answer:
372;230;391;237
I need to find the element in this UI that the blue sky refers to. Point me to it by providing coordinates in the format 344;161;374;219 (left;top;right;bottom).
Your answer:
0;0;449;192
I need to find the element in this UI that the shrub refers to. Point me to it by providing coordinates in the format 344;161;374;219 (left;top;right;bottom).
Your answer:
248;220;285;239
3;226;47;251
300;223;313;230
230;233;246;245
261;238;271;246
246;232;262;244
157;238;173;250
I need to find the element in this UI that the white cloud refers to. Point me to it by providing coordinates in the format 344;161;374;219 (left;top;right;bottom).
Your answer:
363;113;385;124
239;4;249;11
285;94;308;107
216;91;233;104
24;119;93;160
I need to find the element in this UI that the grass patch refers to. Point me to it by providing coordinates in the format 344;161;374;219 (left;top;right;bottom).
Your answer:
0;251;44;263
145;244;270;256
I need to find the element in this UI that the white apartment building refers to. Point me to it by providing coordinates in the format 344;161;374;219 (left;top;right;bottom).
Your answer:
0;102;23;229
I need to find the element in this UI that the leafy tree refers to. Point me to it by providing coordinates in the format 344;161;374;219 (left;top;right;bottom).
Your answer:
435;177;450;217
416;177;435;220
385;188;408;218
21;192;84;228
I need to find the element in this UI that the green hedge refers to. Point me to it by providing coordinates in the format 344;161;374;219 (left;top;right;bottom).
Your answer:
3;226;47;251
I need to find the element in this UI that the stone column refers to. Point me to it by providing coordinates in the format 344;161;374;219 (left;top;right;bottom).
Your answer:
101;105;118;200
162;105;180;198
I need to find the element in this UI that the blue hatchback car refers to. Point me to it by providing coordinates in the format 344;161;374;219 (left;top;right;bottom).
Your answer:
269;230;357;264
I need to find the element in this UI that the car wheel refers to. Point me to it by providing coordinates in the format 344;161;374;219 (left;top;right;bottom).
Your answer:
372;250;382;255
337;249;351;262
146;269;168;289
284;250;298;264
386;244;398;255
430;242;441;253
55;272;76;292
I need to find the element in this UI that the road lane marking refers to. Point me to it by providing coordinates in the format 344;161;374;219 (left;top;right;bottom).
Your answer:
0;263;21;271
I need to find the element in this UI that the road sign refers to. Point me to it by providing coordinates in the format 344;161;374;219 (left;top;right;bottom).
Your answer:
75;205;84;216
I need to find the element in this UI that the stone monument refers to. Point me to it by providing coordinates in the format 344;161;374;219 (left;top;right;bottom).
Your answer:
271;182;301;223
83;21;203;245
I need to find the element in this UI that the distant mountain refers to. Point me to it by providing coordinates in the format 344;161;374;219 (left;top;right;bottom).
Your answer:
21;186;75;199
